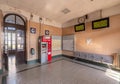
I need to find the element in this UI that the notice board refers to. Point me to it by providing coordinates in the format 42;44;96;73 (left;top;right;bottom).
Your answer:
62;35;74;51
52;36;61;50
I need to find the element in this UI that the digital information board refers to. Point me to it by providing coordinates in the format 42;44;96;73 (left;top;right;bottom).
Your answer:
92;17;109;29
74;23;85;32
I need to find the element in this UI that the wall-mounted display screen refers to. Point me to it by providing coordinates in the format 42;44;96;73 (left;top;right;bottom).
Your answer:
92;17;109;29
74;23;85;32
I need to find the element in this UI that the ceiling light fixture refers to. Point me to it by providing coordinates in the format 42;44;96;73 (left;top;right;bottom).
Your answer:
30;13;33;20
61;8;70;14
39;17;42;22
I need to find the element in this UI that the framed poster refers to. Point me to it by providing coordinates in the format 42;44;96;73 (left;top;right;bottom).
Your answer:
52;36;61;50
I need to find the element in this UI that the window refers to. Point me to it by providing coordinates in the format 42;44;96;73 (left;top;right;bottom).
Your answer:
5;15;15;24
4;14;25;26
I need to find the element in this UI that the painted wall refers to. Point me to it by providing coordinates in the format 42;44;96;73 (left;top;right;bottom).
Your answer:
41;24;62;57
26;21;62;62
0;3;120;71
0;4;62;64
63;4;120;28
0;4;62;28
0;10;3;71
41;24;62;36
62;14;120;57
26;21;39;62
62;50;74;57
24;20;62;62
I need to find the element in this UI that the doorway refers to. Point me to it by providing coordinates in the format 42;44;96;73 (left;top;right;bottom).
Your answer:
3;14;26;71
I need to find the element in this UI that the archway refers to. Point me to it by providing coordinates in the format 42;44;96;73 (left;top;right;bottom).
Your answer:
3;14;26;70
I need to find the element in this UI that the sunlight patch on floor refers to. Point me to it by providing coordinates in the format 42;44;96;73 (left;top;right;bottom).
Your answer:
105;69;120;82
8;56;16;74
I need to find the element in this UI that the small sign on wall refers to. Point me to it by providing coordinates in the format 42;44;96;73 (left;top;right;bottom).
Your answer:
45;30;49;35
30;27;36;34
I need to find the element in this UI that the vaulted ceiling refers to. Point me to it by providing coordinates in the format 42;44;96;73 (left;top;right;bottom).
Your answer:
0;0;120;24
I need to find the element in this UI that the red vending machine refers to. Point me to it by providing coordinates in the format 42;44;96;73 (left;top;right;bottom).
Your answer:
38;35;52;64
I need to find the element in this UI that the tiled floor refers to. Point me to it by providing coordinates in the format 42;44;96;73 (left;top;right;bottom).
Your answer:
1;59;120;84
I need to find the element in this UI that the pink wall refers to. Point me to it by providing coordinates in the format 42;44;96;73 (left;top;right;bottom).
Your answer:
63;14;120;56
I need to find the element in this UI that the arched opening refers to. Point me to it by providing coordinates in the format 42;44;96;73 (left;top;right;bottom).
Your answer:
3;14;26;71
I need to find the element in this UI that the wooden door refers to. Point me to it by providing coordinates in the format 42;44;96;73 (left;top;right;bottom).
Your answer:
4;14;26;65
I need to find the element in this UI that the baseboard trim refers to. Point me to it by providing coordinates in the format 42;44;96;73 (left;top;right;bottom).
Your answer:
62;54;74;59
26;54;110;69
63;55;109;68
0;69;3;75
27;59;39;64
27;54;63;64
111;67;120;72
52;54;62;59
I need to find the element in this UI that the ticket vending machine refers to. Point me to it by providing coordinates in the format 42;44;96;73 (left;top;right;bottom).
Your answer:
38;36;52;64
41;42;48;64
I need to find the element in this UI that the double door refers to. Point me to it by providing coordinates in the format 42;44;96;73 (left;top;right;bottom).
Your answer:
4;26;26;65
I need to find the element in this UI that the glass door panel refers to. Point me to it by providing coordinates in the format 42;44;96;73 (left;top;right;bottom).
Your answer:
17;30;24;51
12;33;16;50
8;33;11;40
4;27;25;54
4;27;16;55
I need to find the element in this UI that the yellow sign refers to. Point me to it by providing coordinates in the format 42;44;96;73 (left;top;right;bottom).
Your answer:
75;23;85;32
93;17;109;29
76;25;84;31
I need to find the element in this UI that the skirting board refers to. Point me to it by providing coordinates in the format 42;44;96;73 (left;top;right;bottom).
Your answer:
0;69;3;75
27;59;39;64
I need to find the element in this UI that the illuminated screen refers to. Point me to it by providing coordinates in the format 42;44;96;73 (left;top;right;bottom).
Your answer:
74;23;85;32
92;17;109;29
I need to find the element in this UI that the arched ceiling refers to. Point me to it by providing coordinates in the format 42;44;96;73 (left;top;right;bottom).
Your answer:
0;0;120;24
